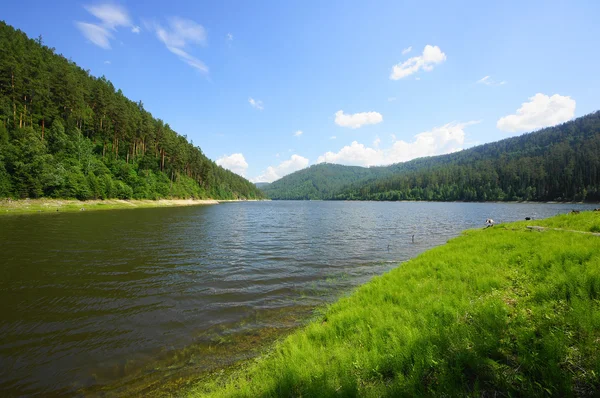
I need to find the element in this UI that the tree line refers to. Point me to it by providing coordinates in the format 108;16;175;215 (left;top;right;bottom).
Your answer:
0;21;264;200
263;111;600;202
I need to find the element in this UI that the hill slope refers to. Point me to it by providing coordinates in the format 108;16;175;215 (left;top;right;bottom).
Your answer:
261;163;389;200
0;21;264;200
262;112;600;202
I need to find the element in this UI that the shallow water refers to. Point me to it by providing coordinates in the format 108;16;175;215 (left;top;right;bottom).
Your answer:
0;201;595;395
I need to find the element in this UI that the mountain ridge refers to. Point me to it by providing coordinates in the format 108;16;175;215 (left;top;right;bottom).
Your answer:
262;111;600;202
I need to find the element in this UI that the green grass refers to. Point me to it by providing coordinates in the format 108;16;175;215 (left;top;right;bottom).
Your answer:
515;211;600;233
191;212;600;397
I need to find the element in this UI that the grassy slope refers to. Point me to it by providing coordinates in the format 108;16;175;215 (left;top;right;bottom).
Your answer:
194;212;600;397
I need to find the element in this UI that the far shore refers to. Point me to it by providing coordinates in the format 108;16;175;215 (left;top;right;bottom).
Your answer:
0;198;265;215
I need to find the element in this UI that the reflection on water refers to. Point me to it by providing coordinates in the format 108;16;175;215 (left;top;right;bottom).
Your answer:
0;201;595;395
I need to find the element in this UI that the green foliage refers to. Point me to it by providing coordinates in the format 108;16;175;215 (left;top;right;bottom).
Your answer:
0;22;264;200
261;163;384;200
263;112;600;202
196;212;600;397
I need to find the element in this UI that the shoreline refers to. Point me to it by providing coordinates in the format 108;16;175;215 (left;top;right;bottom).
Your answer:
274;198;600;205
1;198;595;216
186;211;600;397
0;198;266;215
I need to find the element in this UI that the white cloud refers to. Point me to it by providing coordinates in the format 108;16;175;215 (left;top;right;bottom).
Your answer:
76;4;137;49
227;33;233;41
477;75;506;86
317;121;478;167
373;137;381;147
152;17;208;73
76;22;113;49
335;110;383;129
155;17;206;48
216;153;248;177
104;60;111;64
85;4;131;28
388;97;397;102
294;130;303;137
330;136;337;140
252;155;309;183
497;93;576;133
402;46;412;55
249;97;264;110
167;46;209;73
390;45;446;80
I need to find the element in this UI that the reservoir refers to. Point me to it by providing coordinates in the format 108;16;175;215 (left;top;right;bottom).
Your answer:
0;201;596;395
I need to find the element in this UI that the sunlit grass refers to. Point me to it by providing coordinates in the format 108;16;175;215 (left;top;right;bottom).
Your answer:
512;210;600;233
192;212;600;397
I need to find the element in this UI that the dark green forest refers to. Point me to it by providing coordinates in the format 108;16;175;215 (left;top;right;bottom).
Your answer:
263;111;600;202
0;21;264;200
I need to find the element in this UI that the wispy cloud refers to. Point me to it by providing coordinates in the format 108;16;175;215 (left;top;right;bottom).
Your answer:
151;17;208;73
390;45;446;80
477;75;506;86
294;130;303;137
76;22;112;49
76;3;136;49
249;97;264;110
402;46;412;55
85;3;131;28
388;97;397;102
226;33;233;42
104;60;111;64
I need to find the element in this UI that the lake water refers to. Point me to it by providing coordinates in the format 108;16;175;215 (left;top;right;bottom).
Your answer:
0;201;596;395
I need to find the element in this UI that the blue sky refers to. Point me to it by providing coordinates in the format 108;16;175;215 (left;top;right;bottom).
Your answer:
3;1;600;182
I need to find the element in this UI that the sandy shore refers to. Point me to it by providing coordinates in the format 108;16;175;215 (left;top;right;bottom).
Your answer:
0;198;226;215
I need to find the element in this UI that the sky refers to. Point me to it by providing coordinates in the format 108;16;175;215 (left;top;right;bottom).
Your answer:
3;1;600;182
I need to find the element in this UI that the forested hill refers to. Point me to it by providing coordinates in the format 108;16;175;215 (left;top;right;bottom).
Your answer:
262;111;600;202
0;22;264;200
260;163;390;200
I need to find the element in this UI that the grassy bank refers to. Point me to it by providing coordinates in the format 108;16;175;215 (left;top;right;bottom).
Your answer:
192;212;600;397
0;198;223;215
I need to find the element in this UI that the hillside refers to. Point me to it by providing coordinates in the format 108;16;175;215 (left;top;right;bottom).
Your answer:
262;112;600;202
0;22;264;200
261;163;389;200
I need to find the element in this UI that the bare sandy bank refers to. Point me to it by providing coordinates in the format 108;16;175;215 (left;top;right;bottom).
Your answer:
0;198;225;215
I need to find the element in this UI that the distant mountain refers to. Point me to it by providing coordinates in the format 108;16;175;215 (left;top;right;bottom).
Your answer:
0;21;264;200
254;182;271;189
262;163;389;200
262;111;600;202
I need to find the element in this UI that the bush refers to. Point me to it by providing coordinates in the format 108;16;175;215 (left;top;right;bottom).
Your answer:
113;180;133;199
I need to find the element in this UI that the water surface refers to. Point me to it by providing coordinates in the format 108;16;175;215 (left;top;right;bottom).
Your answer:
0;201;595;395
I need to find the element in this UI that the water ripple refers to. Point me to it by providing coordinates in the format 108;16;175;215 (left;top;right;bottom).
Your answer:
0;201;596;395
